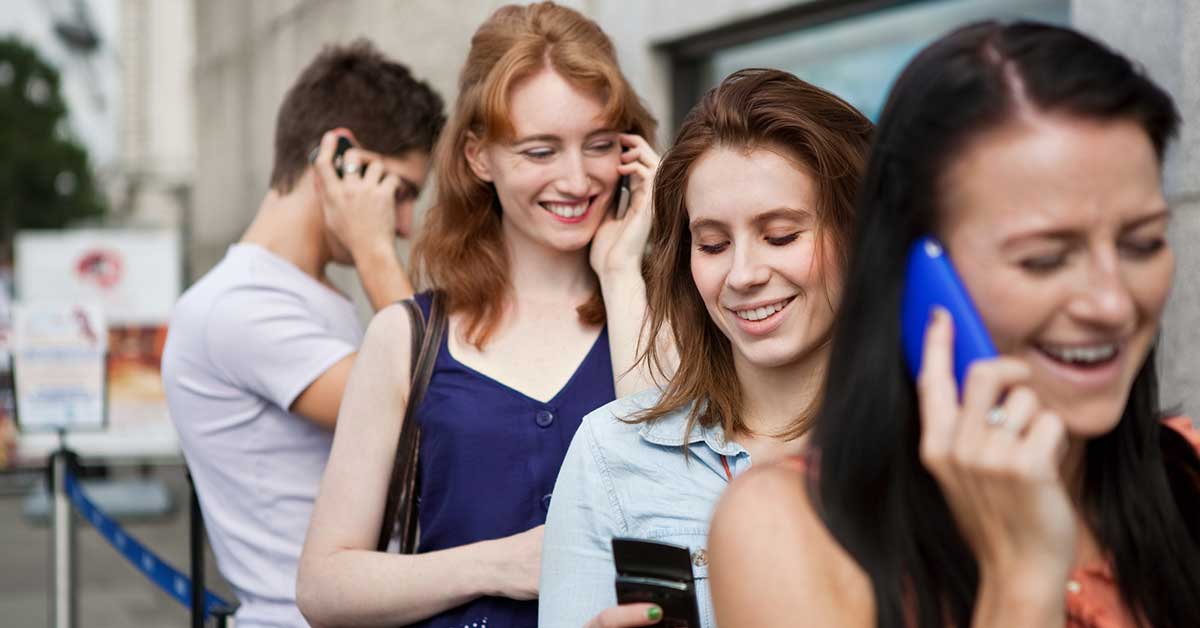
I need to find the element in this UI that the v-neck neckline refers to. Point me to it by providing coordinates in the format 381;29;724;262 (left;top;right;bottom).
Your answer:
443;325;606;405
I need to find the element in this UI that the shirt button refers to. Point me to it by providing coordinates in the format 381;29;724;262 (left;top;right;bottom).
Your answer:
692;549;708;567
541;493;553;510
535;409;555;428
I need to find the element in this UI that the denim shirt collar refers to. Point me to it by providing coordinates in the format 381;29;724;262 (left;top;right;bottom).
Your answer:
637;403;747;458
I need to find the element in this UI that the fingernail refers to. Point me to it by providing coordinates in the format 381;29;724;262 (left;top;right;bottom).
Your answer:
647;606;662;622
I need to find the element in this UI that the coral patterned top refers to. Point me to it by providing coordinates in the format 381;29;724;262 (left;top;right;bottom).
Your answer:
1064;417;1199;628
788;417;1200;628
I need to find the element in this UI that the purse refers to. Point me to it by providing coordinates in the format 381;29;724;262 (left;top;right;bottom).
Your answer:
375;292;447;553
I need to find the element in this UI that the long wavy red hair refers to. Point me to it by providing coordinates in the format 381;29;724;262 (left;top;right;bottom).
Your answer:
411;2;656;348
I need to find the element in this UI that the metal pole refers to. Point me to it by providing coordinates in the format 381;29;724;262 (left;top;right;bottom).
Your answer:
50;445;78;628
188;472;204;628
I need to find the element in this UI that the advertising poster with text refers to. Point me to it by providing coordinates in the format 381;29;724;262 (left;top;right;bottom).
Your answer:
13;229;182;461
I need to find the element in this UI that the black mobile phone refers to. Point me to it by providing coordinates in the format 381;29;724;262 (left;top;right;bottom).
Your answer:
612;538;702;628
307;135;357;178
611;173;631;219
611;132;633;219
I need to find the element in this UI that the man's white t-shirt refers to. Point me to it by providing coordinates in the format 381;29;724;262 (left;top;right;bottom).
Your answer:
162;244;363;628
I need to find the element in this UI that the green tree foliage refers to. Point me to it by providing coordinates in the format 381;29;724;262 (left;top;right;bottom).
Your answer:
0;36;106;259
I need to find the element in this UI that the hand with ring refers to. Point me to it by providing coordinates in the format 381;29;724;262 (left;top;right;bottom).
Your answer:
311;129;403;263
985;406;1007;427
914;307;1076;599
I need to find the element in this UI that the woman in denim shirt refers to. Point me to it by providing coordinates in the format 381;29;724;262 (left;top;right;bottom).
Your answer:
539;69;873;628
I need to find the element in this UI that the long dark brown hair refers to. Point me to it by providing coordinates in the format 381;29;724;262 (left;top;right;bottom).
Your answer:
410;2;656;348
812;21;1200;628
638;68;873;440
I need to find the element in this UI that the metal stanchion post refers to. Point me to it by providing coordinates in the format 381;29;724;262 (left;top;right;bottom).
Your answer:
49;438;78;628
188;472;204;628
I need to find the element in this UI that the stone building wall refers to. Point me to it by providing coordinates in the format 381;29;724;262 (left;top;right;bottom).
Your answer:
192;0;1198;414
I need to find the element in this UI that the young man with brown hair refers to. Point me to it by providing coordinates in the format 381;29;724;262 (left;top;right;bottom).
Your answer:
161;40;444;627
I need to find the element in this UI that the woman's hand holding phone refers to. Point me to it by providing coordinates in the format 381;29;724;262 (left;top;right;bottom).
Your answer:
312;130;403;263
916;309;1077;620
590;133;660;278
584;604;663;628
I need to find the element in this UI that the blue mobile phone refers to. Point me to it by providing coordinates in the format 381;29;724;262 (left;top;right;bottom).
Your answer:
900;236;997;391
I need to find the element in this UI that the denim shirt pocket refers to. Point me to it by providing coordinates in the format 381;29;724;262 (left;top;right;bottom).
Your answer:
643;528;714;628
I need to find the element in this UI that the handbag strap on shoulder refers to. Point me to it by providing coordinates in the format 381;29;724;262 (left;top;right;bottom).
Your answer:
375;293;447;552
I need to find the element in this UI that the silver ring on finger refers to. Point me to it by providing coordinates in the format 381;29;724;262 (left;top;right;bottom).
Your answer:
343;161;361;176
985;406;1007;428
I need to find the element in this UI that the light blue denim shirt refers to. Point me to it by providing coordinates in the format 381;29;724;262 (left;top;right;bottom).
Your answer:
539;389;751;628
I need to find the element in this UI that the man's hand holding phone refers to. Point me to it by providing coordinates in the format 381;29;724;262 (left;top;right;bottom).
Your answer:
312;129;402;264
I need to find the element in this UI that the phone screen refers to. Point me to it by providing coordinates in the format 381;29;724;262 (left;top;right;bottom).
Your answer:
900;236;998;391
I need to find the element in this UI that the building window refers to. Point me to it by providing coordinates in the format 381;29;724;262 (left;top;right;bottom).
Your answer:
661;0;1069;128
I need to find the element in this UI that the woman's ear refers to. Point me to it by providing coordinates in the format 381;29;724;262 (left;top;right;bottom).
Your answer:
464;132;493;182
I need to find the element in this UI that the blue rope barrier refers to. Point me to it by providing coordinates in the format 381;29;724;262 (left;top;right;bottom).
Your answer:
62;469;234;618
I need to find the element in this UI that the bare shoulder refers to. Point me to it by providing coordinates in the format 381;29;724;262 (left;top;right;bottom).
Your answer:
716;459;813;520
710;462;824;567
358;302;417;371
709;461;874;626
366;302;418;347
335;303;419;427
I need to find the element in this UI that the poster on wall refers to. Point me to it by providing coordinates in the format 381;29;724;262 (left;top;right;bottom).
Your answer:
12;229;182;461
11;303;107;432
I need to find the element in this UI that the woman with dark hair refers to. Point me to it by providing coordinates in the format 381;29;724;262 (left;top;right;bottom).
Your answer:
710;21;1200;628
297;3;661;627
539;68;873;628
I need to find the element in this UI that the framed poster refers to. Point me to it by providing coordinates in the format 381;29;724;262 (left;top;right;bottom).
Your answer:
13;229;182;461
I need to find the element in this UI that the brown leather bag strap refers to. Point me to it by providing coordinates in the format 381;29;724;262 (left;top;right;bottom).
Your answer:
375;293;446;552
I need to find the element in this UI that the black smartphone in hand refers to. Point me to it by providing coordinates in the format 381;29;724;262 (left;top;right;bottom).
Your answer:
611;174;631;219
612;538;702;628
308;135;357;179
611;132;633;219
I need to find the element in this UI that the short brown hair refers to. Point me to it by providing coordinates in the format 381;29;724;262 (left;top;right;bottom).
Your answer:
639;68;873;441
411;2;657;348
270;39;445;193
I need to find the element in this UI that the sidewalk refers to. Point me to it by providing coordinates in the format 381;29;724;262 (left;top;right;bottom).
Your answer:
0;464;234;627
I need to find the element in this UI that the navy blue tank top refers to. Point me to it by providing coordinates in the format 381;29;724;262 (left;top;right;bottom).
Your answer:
410;292;615;628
